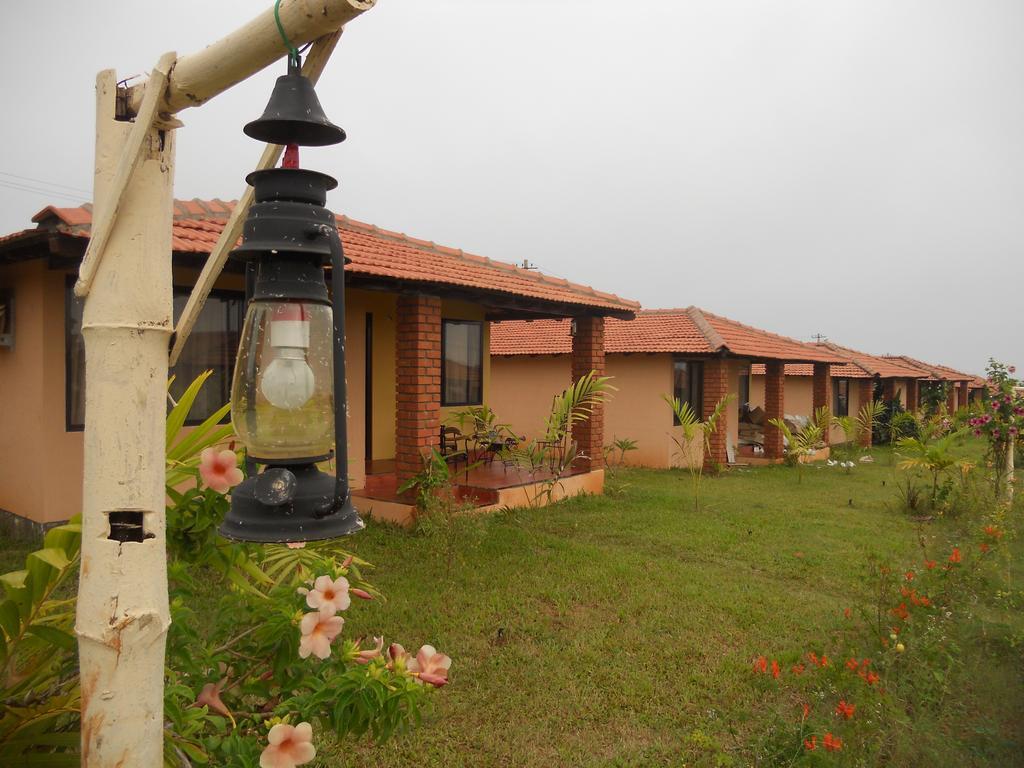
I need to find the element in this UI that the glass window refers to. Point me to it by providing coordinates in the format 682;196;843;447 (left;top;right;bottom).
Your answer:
66;280;244;429
738;370;750;407
833;378;850;417
442;320;483;406
672;359;704;424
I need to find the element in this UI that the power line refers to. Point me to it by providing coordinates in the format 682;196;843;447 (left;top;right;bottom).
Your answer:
0;170;91;196
0;179;91;204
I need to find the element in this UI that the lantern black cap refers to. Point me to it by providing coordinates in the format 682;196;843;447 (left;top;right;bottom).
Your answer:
244;57;346;147
220;463;365;543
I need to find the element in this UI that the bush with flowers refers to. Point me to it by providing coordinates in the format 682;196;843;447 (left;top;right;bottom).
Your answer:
744;503;1016;765
966;359;1022;499
0;372;450;765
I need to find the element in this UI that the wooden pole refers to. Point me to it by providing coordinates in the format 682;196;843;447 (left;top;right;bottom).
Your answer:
126;0;374;116
74;66;176;767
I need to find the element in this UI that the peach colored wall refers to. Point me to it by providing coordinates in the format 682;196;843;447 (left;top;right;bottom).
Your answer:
0;261;48;522
489;355;571;440
750;373;870;444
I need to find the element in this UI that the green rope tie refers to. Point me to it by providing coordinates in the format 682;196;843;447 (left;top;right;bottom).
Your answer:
274;0;301;67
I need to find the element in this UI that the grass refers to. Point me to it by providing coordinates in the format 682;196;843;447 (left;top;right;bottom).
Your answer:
327;447;1023;766
3;445;1021;765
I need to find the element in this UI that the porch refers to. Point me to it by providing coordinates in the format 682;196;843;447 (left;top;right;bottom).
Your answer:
353;456;604;526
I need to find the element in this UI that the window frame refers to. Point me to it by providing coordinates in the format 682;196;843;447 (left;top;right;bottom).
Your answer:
833;377;850;417
672;358;705;425
65;277;245;431
440;318;484;407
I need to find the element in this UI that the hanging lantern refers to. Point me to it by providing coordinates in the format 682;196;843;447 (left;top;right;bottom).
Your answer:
219;54;362;543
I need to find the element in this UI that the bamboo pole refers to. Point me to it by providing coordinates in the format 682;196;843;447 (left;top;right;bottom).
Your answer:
169;30;341;366
73;66;176;767
126;0;373;116
75;52;177;298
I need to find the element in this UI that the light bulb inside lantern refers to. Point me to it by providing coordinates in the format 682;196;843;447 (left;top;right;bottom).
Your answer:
259;306;315;409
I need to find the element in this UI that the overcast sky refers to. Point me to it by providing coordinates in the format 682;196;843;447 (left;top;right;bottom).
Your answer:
1;1;1020;374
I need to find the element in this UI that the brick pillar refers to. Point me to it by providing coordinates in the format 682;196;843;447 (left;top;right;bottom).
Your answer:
958;382;968;410
702;358;729;470
945;384;957;414
812;363;832;445
882;378;896;404
571;316;605;471
857;379;874;447
906;379;919;412
395;294;442;488
764;361;785;461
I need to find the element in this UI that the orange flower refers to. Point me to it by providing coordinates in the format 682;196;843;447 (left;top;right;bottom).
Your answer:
900;585;912;597
802;703;810;720
924;560;937;570
804;735;818;751
771;659;780;679
807;652;819;666
819;655;830;668
891;603;910;621
949;548;962;564
866;671;880;685
823;733;843;752
843;607;852;619
905;571;915;581
754;655;768;674
845;658;859;671
918;595;931;607
791;663;806;676
836;700;855;719
983;525;1003;540
980;542;991;554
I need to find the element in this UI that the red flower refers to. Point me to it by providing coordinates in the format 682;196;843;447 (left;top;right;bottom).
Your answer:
984;525;1004;540
918;595;931;607
823;733;843;752
771;659;780;679
807;652;819;666
845;658;859;671
949;548;962;564
891;603;910;621
843;607;852;619
802;703;810;720
791;663;806;676
836;700;856;719
866;671;880;685
904;571;915;581
754;655;768;674
804;736;818;751
819;655;830;668
980;542;991;554
924;560;937;570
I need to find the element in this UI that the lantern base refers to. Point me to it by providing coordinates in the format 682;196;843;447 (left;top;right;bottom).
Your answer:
219;462;364;543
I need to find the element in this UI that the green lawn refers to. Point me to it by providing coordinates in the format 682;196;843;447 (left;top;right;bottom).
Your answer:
3;447;1021;765
331;448;1024;766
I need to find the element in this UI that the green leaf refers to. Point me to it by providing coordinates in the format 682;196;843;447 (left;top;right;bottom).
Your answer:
0;599;20;639
10;754;81;767
167;370;214;449
168;404;233;462
30;548;71;572
26;624;77;651
0;569;28;590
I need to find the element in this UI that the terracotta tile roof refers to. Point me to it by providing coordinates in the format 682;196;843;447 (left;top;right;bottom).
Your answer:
812;342;931;379
491;307;845;363
881;354;975;383
749;362;869;378
16;201;639;316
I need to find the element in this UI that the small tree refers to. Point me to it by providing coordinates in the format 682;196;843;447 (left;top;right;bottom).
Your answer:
833;399;884;459
967;359;1022;501
896;425;969;509
664;394;732;512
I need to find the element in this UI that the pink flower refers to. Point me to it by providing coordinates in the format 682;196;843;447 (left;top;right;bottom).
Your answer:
260;722;316;768
195;679;233;723
408;644;452;687
350;587;373;601
298;611;344;660
388;642;411;669
305;575;351;615
354;636;384;665
199;448;243;493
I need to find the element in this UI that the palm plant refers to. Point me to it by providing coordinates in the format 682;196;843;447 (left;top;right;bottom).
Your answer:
767;406;830;482
896;429;968;508
664;394;732;512
833;399;884;459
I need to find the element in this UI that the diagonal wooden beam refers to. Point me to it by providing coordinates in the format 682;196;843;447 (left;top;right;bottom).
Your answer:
169;31;341;366
74;51;177;298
